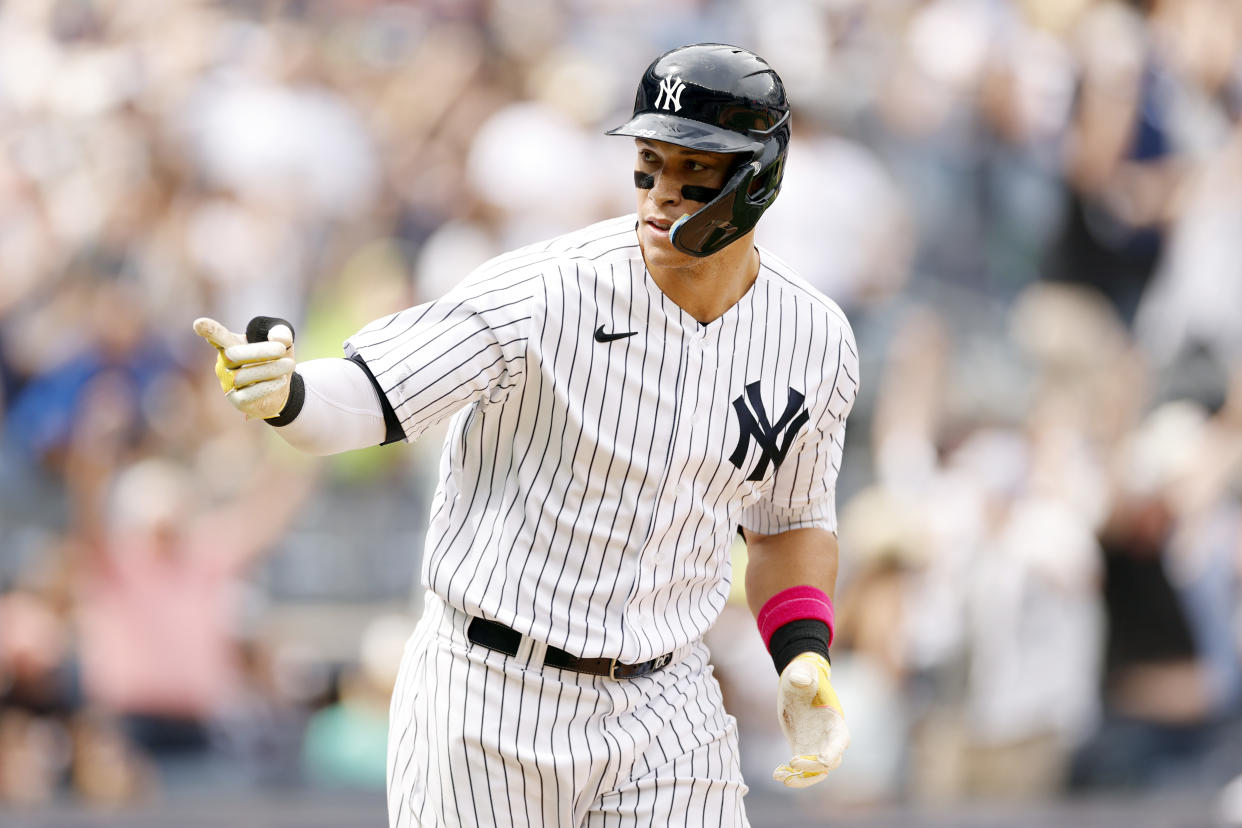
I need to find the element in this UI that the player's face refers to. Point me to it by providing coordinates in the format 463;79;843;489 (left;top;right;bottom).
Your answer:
633;139;733;267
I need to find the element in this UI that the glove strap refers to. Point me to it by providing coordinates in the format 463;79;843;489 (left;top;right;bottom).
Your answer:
264;372;305;426
758;585;835;675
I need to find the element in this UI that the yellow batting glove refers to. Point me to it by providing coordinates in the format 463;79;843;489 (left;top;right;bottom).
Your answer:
193;317;296;420
773;652;850;788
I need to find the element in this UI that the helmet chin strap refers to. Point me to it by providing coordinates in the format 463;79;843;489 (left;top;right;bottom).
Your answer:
633;171;722;206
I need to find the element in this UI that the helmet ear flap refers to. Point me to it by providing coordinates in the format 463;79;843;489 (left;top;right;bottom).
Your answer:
669;161;759;256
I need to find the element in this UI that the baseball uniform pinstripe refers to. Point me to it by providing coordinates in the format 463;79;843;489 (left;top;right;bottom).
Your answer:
346;214;859;826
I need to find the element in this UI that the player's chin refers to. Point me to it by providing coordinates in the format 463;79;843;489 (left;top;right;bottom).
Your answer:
639;231;695;269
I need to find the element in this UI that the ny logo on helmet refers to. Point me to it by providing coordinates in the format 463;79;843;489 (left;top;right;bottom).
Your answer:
729;382;810;481
654;76;686;112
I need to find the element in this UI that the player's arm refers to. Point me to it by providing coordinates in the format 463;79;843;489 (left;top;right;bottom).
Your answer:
742;317;858;788
743;526;838;613
193;316;400;455
743;526;849;788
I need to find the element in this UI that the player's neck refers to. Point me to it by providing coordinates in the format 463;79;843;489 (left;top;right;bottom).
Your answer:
645;239;759;325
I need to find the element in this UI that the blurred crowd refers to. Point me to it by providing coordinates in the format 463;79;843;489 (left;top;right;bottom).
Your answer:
0;0;1240;818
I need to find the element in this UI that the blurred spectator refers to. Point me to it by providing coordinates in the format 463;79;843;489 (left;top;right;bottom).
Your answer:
1073;400;1242;791
0;589;74;718
843;307;1108;802
0;708;70;804
70;452;315;790
301;613;414;789
758;123;913;311
1046;1;1186;326
0;588;77;804
954;434;1104;799
3;274;175;470
1135;123;1242;376
67;710;151;804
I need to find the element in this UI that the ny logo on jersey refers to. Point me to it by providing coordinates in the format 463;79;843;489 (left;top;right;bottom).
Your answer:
729;382;810;481
654;76;686;112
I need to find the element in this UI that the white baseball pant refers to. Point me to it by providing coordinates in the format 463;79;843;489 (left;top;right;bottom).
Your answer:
387;592;750;827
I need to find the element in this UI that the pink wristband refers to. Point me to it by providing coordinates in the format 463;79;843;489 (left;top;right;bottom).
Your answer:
756;585;835;648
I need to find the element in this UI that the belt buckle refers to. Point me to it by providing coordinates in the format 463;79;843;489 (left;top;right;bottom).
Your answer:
611;653;671;680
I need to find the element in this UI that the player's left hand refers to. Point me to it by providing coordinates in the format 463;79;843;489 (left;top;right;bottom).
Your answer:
773;651;849;788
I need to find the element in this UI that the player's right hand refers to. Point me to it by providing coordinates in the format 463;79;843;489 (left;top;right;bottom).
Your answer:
193;316;296;420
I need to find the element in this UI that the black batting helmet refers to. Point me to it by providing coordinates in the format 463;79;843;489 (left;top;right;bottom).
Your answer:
607;43;791;257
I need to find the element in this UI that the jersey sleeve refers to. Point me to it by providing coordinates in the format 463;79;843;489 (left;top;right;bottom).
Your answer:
740;316;859;535
343;266;538;444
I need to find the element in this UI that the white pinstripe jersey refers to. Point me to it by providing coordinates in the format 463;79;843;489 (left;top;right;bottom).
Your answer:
346;215;859;664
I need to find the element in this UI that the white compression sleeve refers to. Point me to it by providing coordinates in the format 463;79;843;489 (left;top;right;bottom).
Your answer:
270;358;388;455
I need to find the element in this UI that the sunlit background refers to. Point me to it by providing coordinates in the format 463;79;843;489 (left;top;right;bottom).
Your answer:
1;0;1240;825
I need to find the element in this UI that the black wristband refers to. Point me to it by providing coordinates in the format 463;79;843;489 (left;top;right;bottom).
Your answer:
768;618;831;676
264;372;305;427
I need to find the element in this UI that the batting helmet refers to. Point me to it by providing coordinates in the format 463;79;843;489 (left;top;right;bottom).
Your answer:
607;43;791;257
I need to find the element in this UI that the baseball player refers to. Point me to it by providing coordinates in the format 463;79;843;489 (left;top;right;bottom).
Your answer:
194;43;858;827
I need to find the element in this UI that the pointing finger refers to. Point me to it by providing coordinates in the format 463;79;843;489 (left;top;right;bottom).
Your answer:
193;317;245;350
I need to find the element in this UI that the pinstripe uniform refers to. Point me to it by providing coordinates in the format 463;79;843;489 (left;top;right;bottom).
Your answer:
347;214;859;826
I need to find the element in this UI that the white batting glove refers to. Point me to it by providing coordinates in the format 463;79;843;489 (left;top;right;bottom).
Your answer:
193;316;295;420
773;652;850;788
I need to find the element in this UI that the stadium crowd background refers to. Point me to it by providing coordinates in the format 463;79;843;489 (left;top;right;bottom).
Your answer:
0;0;1240;823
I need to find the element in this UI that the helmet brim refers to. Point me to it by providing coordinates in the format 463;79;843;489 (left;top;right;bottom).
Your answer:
606;113;758;154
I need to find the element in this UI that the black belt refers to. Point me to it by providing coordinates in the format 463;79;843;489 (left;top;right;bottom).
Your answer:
467;617;674;680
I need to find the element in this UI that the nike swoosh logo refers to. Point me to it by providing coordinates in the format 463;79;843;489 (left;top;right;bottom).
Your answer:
595;324;637;343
